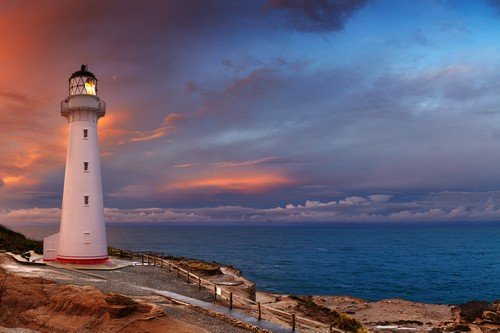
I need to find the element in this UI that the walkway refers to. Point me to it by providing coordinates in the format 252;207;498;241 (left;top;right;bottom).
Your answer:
139;286;295;333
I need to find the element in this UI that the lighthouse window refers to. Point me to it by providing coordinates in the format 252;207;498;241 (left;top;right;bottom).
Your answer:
83;129;88;139
83;162;89;172
83;232;91;244
84;196;89;206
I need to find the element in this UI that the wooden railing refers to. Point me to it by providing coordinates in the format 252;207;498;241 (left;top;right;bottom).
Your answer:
119;251;347;333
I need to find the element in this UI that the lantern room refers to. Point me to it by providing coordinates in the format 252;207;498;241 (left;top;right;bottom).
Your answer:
69;64;98;96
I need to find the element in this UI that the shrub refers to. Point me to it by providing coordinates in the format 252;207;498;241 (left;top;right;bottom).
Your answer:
0;224;43;254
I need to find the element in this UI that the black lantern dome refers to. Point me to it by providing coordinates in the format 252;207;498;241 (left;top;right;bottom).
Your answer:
69;64;98;96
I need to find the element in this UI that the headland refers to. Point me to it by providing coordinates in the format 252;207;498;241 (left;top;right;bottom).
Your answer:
0;225;498;333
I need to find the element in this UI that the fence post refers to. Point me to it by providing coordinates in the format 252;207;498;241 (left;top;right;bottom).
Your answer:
291;313;296;332
161;253;164;268
187;270;190;284
148;251;151;265
141;253;144;265
198;277;201;290
213;285;217;300
229;292;233;310
177;266;180;277
258;302;261;320
329;324;333;333
168;262;171;272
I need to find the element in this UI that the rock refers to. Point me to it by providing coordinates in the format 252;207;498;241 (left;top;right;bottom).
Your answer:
458;301;496;322
482;310;500;324
446;324;471;331
0;264;206;332
0;328;40;333
105;293;150;318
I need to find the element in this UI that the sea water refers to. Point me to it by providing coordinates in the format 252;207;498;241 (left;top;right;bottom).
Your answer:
11;223;499;304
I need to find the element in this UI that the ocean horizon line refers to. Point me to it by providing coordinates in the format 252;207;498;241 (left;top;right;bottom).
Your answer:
6;220;500;228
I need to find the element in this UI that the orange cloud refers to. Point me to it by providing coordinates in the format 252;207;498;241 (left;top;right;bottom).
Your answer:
172;163;196;168
166;173;292;193
98;110;132;144
130;113;184;143
211;156;281;168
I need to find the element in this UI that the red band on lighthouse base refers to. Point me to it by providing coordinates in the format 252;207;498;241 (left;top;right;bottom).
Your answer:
56;257;108;265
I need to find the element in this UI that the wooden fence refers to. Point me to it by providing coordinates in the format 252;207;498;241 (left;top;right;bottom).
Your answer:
119;250;347;333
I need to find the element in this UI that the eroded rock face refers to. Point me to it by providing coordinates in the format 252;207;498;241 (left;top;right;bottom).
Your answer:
105;293;150;318
0;267;207;333
457;301;496;322
0;327;41;333
454;300;500;333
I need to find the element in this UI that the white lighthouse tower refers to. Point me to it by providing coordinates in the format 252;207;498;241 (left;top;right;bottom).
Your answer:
43;65;108;264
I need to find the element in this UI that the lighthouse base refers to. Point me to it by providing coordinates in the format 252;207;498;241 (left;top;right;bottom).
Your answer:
45;257;132;271
56;257;109;265
43;233;110;266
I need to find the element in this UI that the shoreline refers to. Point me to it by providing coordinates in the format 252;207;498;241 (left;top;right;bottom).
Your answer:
8;223;499;305
1;225;499;332
149;253;500;333
1;250;499;332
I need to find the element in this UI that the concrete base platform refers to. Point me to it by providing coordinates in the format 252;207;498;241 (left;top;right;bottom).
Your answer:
5;251;46;265
45;257;133;271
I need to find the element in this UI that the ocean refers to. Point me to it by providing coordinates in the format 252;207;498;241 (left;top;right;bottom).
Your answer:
10;223;499;304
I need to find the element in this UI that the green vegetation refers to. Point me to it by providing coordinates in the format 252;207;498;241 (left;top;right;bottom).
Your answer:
0;224;42;254
289;295;367;333
182;261;221;274
107;246;125;257
163;255;222;275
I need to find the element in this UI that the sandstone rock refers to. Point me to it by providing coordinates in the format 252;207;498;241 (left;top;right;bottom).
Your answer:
482;310;500;324
458;301;495;322
105;293;150;318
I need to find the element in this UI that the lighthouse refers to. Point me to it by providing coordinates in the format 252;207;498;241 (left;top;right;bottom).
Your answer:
43;65;108;264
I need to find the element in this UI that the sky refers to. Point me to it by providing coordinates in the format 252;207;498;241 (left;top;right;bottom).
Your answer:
2;0;500;224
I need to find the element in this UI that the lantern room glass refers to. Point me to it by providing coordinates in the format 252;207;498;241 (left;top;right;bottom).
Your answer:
69;76;97;96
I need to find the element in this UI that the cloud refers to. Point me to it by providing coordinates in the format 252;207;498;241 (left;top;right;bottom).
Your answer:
130;113;185;143
184;80;199;94
369;194;392;203
2;191;500;225
211;156;282;168
339;196;367;205
165;173;293;194
262;0;368;32
3;0;500;217
172;163;196;168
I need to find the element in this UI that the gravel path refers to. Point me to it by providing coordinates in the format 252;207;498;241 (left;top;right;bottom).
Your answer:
162;302;251;333
49;264;217;302
44;265;266;333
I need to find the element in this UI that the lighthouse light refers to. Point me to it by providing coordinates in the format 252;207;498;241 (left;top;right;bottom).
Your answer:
68;65;98;96
85;78;96;95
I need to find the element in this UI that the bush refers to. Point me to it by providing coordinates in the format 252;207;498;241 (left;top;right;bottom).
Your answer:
290;295;366;333
0;224;43;254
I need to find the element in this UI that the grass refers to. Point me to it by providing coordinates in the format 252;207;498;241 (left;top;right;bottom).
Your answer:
289;295;367;333
162;255;222;275
107;246;125;257
0;224;43;254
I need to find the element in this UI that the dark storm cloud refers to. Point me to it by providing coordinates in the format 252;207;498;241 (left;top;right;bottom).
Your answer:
262;0;368;32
